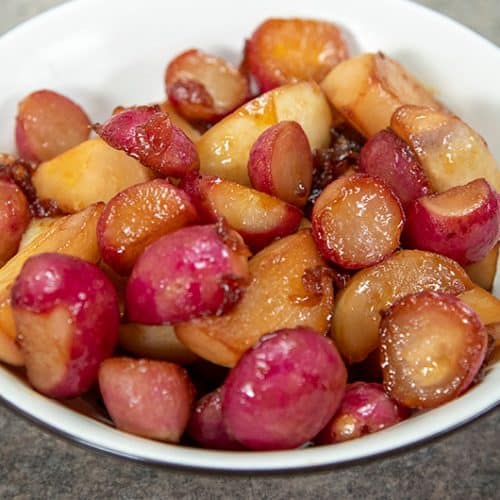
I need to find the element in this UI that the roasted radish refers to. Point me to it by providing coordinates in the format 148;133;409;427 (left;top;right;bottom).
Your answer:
165;49;249;123
404;178;499;265
380;291;488;409
126;224;250;325
312;173;404;269
248;121;313;207
15;89;91;163
222;327;347;450
12;253;119;398
97;179;198;274
244;18;348;92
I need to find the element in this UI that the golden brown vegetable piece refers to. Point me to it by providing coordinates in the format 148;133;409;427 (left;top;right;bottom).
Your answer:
0;204;103;365
457;287;500;326
391;105;500;192
196;81;332;186
160;101;201;142
465;244;498;291
321;52;445;138
332;249;473;364
175;230;334;367
32;138;155;213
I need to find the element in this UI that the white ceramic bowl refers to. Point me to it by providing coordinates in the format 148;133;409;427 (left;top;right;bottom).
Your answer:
0;0;498;471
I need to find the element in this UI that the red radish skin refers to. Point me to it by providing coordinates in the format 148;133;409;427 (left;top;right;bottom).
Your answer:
181;173;302;251
99;358;195;442
222;327;347;450
187;387;244;450
11;253;120;398
244;18;348;92
15;89;91;163
126;224;250;325
248;121;313;207
380;291;488;409
165;49;250;123
312;173;404;269
358;128;432;206
404;178;500;265
0;180;31;266
97;179;198;275
95;105;199;178
316;382;410;444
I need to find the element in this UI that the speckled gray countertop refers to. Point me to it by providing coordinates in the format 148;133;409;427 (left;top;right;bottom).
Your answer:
0;1;499;498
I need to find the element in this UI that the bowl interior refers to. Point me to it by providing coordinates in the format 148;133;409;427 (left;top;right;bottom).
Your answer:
0;0;499;471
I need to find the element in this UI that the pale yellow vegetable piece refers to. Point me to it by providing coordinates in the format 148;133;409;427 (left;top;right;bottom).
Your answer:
391;105;500;192
0;204;103;366
32;138;155;213
465;244;499;292
196;81;332;186
119;323;199;365
320;52;444;138
458;287;500;327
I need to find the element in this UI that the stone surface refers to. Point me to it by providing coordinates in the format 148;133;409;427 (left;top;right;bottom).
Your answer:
0;1;499;498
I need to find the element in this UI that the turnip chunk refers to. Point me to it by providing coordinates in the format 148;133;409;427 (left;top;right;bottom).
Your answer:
222;327;347;450
312;173;404;269
404;178;500;265
175;230;334;367
358;129;432;206
380;291;488;409
95;105;199;178
12;253;119;398
99;358;195;442
126;224;250;325
97;179;198;275
165;49;249;123
244;18;348;92
320;52;445;138
15;89;91;163
248;121;313;207
181;172;302;251
187;387;243;450
316;382;409;444
0;179;31;266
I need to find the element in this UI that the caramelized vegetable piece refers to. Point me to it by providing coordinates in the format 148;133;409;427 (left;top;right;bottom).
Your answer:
316;382;409;444
457;287;500;326
99;358;195;442
0;180;31;266
15;89;91;162
165;49;249;122
32;138;155;213
187;387;243;450
358;128;432;206
380;291;488;409
312;173;404;269
95;105;199;177
97;179;198;274
248;121;313;207
12;253;119;398
465;244;498;291
244;18;348;92
0;204;102;366
332;249;473;363
175;230;334;367
181;173;302;251
197;81;332;186
391;105;500;192
119;323;199;365
160;101;201;142
222;327;347;450
126;224;250;325
404;178;499;265
321;52;445;138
